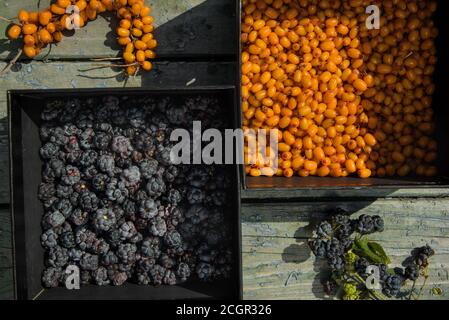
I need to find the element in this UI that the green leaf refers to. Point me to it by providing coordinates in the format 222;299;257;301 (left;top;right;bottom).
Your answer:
353;238;385;264
368;242;391;265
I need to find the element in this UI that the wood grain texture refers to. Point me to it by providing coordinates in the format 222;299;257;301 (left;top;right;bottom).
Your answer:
241;199;449;300
0;0;237;60
0;208;14;300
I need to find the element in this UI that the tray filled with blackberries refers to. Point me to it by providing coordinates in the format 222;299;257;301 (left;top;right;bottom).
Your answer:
9;87;241;300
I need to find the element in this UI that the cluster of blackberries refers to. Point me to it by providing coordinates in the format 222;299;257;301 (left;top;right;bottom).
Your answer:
309;213;384;271
39;95;233;288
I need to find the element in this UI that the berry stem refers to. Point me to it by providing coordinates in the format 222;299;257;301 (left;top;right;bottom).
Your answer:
0;49;23;76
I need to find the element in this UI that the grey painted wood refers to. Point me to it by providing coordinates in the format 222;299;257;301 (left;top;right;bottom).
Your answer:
0;207;14;300
241;199;449;300
0;0;236;60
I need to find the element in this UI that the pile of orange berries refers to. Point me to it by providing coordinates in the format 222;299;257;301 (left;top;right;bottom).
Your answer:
6;0;156;76
241;0;439;179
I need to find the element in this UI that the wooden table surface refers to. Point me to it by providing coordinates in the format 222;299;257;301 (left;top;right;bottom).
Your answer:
0;0;448;300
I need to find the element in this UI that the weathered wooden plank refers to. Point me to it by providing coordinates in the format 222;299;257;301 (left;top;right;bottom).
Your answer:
0;268;14;300
242;199;449;300
0;0;237;60
0;207;12;250
242;199;449;239
242;236;449;300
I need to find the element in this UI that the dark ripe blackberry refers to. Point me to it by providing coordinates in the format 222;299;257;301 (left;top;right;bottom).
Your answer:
315;221;333;238
80;270;92;285
166;104;188;125
176;263;191;282
93;132;112;150
139;199;158;219
75;227;97;251
166;189;182;207
91;174;109;192
163;270;177;285
68;248;83;262
40;124;55;142
106;228;122;248
78;190;99;212
41;229;59;249
118;221;138;241
185;205;208;225
106;179;129;204
163;166;179;183
62;124;82;137
126;107;146;128
60;99;83;123
92;267;110;286
187;166;210;188
80;150;98;167
149;264;166;286
97;154;115;176
138;159;158;179
149;217;167;237
145;175;166;198
136;272;151;285
413;245;435;267
111;135;133;158
140;237;161;259
196;262;214;282
53;221;73;236
329;255;345;271
405;265;420;281
42;158;65;181
49;127;69;146
46;246;69;268
205;229;222;246
208;208;225;227
155;145;173;166
42;102;62;121
82;165;99;181
61;165;81;186
383;275;404;298
55;184;73;199
42;211;66;230
70;208;89;226
42;267;62;288
372;215;385;233
340;238;354;252
59;231;76;249
131;150;144;164
186;188;205;205
128;232;143;244
335;223;354;240
102;251;119;266
93;208;117;232
159;254;176;269
137;257;156;273
164;230;183;249
133;189;149;202
309;239;328;259
354;215;376;235
326;238;345;259
40;142;59;159
80;252;99;271
64;149;83;165
38;183;56;202
133;132;155;155
322;279;338;296
121;166;141;189
415;253;431;268
168;206;185;227
52;198;73;218
117;243;137;264
122;199;137;216
79;128;95;150
207;190;226;207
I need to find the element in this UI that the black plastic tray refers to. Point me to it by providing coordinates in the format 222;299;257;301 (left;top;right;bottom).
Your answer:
238;0;449;191
8;87;242;300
